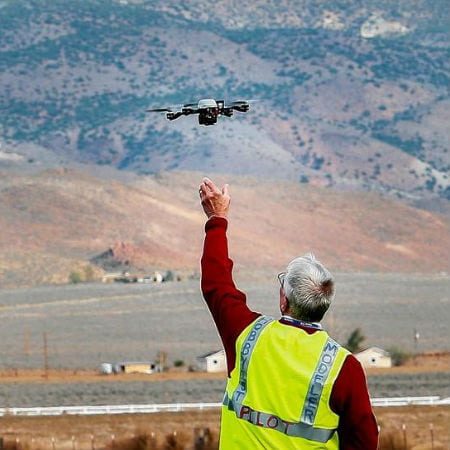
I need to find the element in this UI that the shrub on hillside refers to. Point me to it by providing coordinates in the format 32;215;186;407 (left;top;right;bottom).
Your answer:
68;271;82;284
388;346;412;366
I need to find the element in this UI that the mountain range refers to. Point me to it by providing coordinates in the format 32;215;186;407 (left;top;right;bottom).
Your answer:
1;0;449;206
0;0;449;286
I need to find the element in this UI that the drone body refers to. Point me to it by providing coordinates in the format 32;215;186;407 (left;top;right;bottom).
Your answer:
147;98;250;125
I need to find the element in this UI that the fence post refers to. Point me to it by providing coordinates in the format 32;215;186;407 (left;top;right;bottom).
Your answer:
429;423;434;450
402;423;407;450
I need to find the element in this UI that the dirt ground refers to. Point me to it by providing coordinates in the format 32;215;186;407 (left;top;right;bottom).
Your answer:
376;405;449;450
0;406;448;450
0;409;221;450
0;369;227;384
366;352;450;375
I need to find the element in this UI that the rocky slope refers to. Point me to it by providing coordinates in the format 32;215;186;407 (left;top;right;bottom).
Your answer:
0;168;449;287
0;0;449;213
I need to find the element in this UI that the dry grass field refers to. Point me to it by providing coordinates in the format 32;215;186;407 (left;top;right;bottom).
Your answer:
0;275;449;371
0;406;448;450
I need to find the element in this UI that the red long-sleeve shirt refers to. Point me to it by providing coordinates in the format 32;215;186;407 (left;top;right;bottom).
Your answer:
201;217;378;450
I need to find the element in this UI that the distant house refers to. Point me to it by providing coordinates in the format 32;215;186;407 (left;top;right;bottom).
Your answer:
355;347;392;368
101;361;159;375
196;349;227;373
120;362;157;374
136;272;163;283
102;272;122;283
104;271;164;284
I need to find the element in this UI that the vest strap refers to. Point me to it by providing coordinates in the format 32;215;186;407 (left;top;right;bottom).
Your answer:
223;393;335;443
301;337;340;425
231;315;274;405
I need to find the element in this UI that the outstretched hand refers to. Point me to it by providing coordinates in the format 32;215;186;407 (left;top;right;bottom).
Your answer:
199;177;230;219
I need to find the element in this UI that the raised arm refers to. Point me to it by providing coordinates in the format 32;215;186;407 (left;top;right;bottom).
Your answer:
199;178;260;374
199;177;238;294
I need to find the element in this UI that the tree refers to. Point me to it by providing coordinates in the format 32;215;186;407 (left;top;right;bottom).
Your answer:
164;270;175;282
344;328;365;353
387;346;411;366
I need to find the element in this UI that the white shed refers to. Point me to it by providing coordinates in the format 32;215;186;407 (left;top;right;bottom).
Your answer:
196;349;227;373
355;347;392;368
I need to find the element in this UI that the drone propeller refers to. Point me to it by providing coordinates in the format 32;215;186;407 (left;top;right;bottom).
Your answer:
146;108;173;113
229;99;262;105
224;100;252;108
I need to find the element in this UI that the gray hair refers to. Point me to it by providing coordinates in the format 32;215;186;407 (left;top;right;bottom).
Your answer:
283;253;335;322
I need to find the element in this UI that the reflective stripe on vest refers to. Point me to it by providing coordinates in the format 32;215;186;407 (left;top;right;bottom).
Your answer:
225;315;338;443
301;337;340;426
229;315;273;406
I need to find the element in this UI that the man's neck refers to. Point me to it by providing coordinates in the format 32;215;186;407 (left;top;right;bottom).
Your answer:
281;315;322;330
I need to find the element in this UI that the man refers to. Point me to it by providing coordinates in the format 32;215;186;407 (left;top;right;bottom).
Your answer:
199;177;378;450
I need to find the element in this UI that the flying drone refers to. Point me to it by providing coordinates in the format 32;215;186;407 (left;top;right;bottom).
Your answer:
146;98;250;126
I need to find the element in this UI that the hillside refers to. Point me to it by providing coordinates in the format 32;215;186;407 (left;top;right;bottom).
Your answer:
0;168;449;287
0;0;449;213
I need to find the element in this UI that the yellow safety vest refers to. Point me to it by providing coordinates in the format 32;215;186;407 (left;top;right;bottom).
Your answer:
220;315;350;449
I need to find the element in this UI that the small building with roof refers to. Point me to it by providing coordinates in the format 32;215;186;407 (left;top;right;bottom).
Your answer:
100;361;159;375
196;349;226;373
355;347;392;369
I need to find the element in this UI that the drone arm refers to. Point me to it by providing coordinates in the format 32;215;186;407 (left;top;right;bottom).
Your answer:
167;111;184;121
167;109;199;121
221;108;234;117
231;104;249;113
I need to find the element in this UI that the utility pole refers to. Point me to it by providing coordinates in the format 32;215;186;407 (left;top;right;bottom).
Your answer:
157;350;167;373
413;328;420;365
43;332;49;379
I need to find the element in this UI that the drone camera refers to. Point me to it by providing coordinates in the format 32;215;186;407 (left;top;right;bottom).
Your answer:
199;109;218;125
